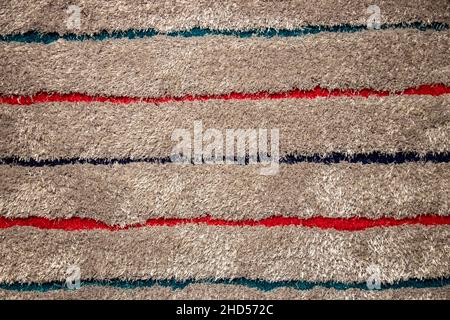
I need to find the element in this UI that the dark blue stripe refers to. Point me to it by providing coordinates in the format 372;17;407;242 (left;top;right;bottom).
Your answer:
1;277;448;292
0;22;447;44
0;152;448;167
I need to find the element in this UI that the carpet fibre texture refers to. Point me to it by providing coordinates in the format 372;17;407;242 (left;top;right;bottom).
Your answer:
0;0;449;300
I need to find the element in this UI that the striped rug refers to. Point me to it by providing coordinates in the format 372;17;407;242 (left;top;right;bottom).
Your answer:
0;1;449;300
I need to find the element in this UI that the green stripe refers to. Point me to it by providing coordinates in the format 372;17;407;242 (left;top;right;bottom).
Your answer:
1;277;449;292
0;22;447;44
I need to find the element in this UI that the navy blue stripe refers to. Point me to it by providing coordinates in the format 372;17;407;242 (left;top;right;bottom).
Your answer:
0;22;447;44
0;152;448;167
1;277;448;292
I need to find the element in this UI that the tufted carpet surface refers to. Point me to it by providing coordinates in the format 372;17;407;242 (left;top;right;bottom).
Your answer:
0;0;449;300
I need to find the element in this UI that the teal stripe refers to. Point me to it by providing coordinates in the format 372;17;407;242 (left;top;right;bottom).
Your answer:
1;277;449;292
0;22;447;44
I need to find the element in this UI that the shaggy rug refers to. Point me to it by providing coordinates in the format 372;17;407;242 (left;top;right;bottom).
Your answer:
0;0;449;299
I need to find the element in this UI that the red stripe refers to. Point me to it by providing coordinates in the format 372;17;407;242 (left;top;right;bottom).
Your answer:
0;84;448;105
0;215;448;231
